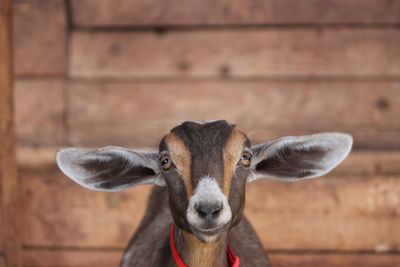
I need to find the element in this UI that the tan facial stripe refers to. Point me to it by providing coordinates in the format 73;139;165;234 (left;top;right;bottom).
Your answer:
223;130;246;196
165;133;192;197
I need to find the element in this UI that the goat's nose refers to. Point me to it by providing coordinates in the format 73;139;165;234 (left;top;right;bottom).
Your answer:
195;202;223;219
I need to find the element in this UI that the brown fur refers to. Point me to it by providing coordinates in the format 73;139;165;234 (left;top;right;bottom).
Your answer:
121;187;270;267
165;133;193;197
177;229;228;267
223;130;247;196
121;121;270;266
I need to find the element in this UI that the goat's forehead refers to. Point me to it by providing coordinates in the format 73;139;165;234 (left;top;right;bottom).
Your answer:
159;120;250;155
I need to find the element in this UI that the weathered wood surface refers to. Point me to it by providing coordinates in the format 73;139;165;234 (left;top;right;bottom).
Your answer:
13;0;66;76
21;167;150;248
20;162;400;251
21;249;400;267
16;147;58;169
269;253;400;267
14;79;66;146
71;0;400;27
68;81;400;149
70;29;400;78
0;0;21;265
22;249;121;267
333;152;400;177
248;176;400;251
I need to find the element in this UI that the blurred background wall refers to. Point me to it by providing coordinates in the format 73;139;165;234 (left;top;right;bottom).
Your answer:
12;0;400;266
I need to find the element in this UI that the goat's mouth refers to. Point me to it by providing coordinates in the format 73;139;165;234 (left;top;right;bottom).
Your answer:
189;223;229;242
192;225;225;234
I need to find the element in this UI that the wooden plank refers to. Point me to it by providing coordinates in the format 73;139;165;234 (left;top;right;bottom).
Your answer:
22;249;121;267
20;166;400;251
14;79;66;146
13;0;66;76
71;0;400;27
68;81;400;148
16;147;59;169
269;253;400;267
0;0;21;265
21;249;400;267
0;214;3;254
0;255;5;267
20;167;152;248
334;152;400;177
70;29;400;78
246;176;400;251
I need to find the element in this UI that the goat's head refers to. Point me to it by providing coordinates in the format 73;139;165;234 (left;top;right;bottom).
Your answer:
56;120;352;243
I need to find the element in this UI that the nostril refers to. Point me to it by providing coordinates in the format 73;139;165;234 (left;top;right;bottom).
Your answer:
212;206;222;218
195;204;208;218
195;202;223;219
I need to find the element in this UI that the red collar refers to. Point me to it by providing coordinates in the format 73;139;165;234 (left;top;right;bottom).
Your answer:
169;224;240;267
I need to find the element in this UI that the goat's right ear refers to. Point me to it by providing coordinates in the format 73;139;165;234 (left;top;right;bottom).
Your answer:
56;146;164;192
248;133;352;182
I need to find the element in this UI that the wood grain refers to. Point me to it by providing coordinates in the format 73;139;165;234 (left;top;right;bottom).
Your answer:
13;0;66;76
246;176;400;251
21;248;400;267
22;249;122;267
269;253;400;267
70;29;400;78
14;79;66;146
68;80;400;148
71;0;400;27
20;167;152;248
0;0;21;265
16;147;58;169
334;152;400;177
20;165;400;251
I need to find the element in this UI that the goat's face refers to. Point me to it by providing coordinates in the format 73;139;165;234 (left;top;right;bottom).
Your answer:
159;121;250;241
56;120;353;243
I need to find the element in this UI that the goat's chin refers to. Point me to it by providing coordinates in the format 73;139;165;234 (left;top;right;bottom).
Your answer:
193;232;225;243
195;232;222;243
190;224;229;243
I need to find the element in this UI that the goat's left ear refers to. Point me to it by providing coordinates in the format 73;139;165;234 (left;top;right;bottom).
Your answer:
248;133;353;182
56;146;164;192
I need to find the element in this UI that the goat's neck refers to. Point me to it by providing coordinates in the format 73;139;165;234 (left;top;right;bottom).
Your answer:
175;227;228;267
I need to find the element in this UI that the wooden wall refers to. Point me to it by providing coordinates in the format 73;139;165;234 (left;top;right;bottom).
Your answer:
13;1;400;266
1;0;20;266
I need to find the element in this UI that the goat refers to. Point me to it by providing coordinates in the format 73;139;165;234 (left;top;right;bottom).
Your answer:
56;120;352;267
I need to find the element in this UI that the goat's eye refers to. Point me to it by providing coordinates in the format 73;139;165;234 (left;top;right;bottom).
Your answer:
160;155;172;170
239;152;252;167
